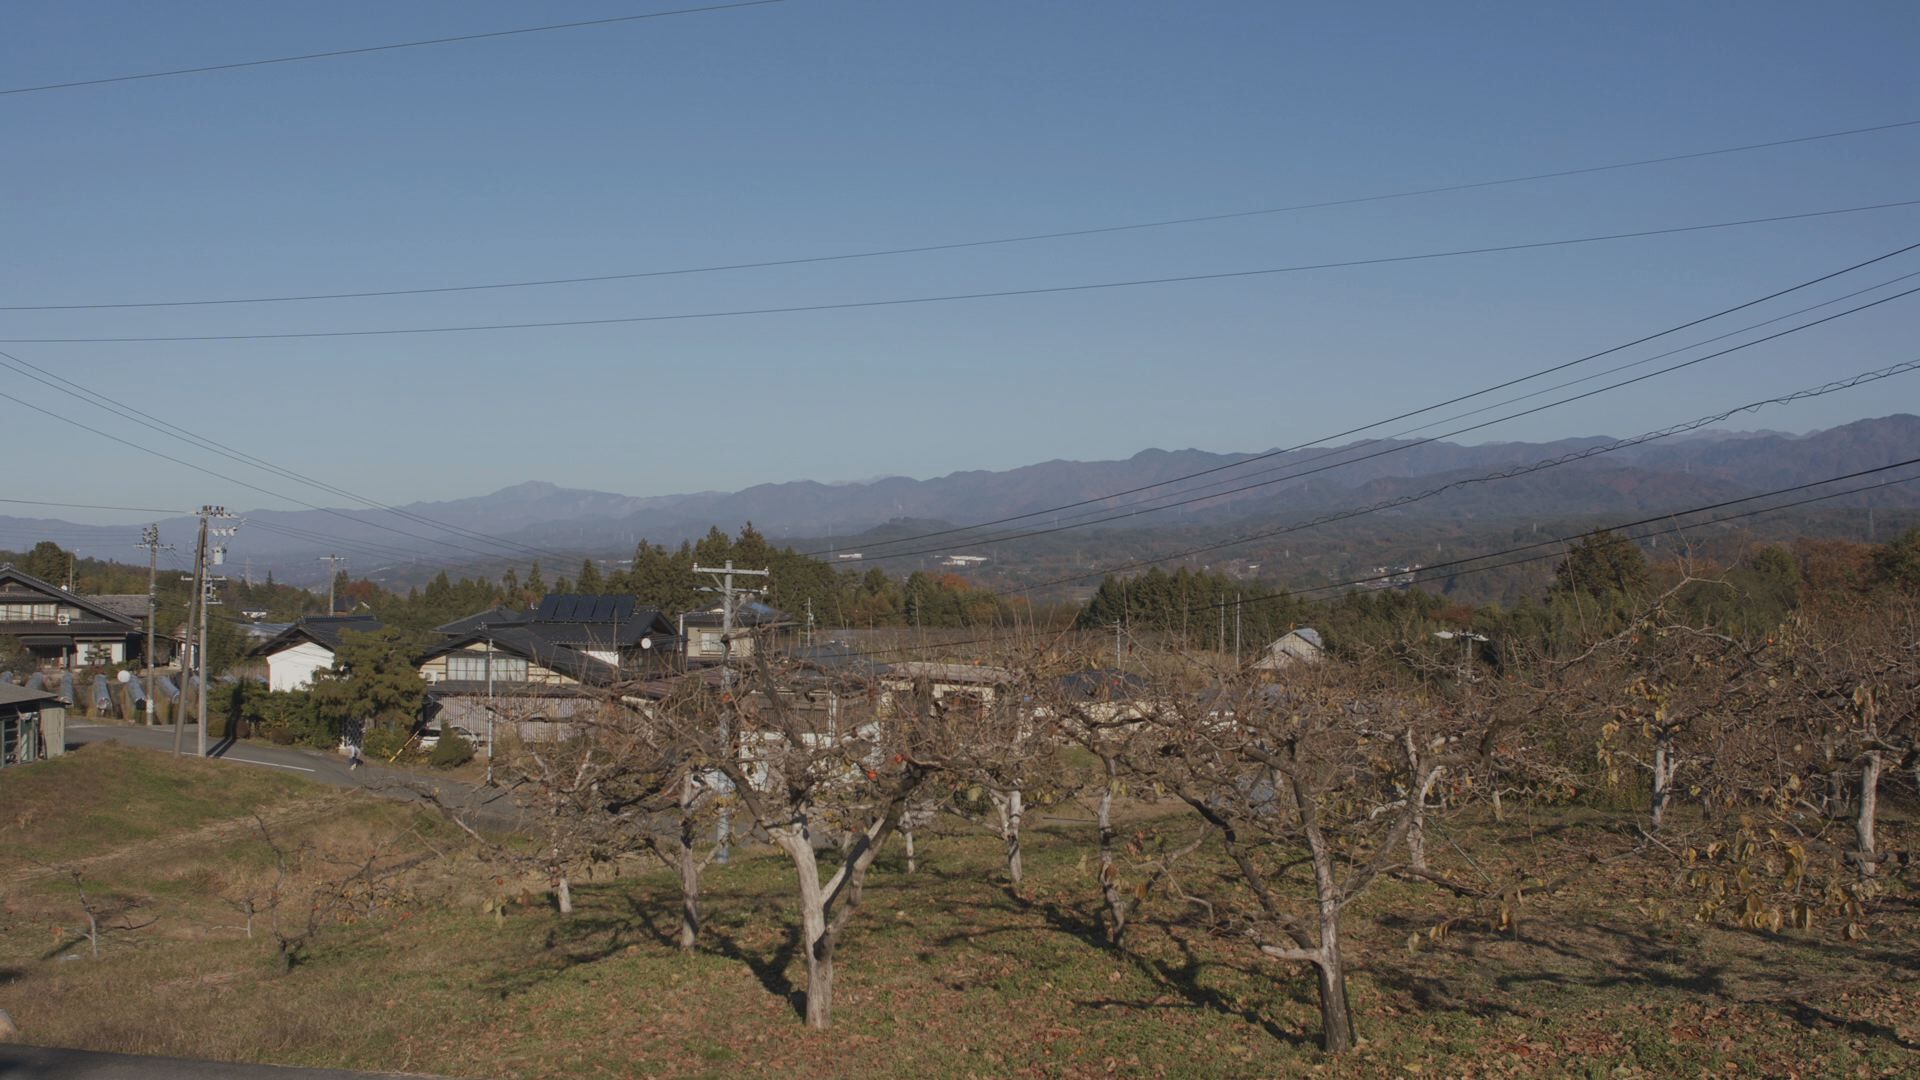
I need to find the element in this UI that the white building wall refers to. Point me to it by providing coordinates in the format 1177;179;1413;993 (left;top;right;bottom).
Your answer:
267;640;335;692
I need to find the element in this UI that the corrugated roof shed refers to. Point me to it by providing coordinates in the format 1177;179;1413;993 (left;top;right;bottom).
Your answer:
0;683;59;707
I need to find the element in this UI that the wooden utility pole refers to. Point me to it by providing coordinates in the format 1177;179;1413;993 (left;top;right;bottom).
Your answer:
693;560;769;691
320;554;346;614
172;507;236;757
138;526;164;727
198;509;236;758
175;513;207;757
1234;593;1242;669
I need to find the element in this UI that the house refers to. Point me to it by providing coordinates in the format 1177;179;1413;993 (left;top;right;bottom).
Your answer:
0;682;66;768
420;595;677;689
432;605;521;639
416;595;677;743
1249;628;1325;673
680;599;793;664
251;615;384;692
0;564;157;670
877;661;1015;718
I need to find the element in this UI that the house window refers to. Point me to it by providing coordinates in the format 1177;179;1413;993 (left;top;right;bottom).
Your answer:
446;654;527;682
698;631;724;656
0;603;56;622
83;643;114;666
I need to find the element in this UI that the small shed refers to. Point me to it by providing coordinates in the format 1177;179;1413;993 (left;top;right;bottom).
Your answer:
1250;628;1325;674
0;682;65;767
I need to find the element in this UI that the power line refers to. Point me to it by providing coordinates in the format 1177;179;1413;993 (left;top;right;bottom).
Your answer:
814;240;1920;558
0;347;584;565
242;519;434;566
0;496;189;514
9;198;1919;344
799;462;1920;668
0;384;534;564
1230;464;1920;608
841;284;1920;565
0;1;784;98
9;119;1918;312
924;266;1920;549
1015;358;1920;594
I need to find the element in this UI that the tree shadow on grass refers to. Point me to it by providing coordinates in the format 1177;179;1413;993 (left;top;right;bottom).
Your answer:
1085;933;1310;1046
947;888;1308;1045
1776;1000;1920;1051
705;922;804;1021
476;885;650;998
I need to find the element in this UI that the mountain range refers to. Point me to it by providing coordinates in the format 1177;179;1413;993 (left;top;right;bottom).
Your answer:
7;415;1916;585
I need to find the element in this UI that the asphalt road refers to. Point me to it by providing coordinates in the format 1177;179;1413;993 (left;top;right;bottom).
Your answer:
0;1045;449;1079
64;721;519;829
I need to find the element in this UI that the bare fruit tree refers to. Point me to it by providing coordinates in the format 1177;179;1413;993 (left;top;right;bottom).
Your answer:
680;654;967;1030
1118;664;1474;1053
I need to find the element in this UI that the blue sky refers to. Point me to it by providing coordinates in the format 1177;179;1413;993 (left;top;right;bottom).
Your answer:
3;0;1917;524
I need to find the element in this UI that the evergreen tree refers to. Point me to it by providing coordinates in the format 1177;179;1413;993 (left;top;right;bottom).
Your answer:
1551;530;1649;599
310;628;428;739
23;540;70;583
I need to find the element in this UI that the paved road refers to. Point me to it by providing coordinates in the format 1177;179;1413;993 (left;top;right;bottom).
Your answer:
0;1045;451;1079
64;722;519;829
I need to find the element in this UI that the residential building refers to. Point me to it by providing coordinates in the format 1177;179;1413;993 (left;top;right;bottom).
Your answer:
0;564;161;670
877;660;1015;717
251;615;384;692
417;594;677;743
680;599;792;664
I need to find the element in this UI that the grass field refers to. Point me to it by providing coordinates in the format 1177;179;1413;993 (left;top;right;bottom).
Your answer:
1;744;1916;1078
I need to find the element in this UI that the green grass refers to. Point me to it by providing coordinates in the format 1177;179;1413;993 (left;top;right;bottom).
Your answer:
0;748;1915;1078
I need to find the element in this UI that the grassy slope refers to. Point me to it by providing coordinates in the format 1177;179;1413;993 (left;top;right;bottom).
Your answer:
0;743;310;865
0;749;1916;1078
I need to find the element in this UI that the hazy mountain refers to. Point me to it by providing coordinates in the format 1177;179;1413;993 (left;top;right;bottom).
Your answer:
6;416;1914;584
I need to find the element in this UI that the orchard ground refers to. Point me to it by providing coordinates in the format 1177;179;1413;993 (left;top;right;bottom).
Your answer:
0;744;1914;1079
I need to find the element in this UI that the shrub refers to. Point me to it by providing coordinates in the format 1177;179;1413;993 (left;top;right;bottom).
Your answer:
241;688;335;749
360;714;415;761
429;732;475;769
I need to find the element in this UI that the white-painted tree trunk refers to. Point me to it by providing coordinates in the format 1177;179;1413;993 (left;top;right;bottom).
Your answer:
1408;766;1441;873
1857;751;1881;876
1650;738;1676;832
772;808;897;1031
1095;761;1129;941
997;788;1024;887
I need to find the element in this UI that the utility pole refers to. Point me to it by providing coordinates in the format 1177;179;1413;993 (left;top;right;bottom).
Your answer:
804;596;814;651
693;560;769;691
176;514;207;757
175;507;236;757
1233;593;1242;669
1112;621;1122;670
320;554;346;614
199;510;236;758
137;526;166;727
